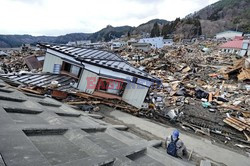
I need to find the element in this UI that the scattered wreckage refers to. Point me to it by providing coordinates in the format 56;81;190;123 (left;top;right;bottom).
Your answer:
0;40;250;152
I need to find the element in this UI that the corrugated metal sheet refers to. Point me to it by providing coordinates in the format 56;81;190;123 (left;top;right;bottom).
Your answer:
78;70;98;94
42;53;63;73
0;73;76;91
122;83;149;108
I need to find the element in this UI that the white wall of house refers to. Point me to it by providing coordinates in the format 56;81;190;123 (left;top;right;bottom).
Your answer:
216;31;243;40
139;37;165;49
163;39;174;46
78;69;99;94
42;52;63;73
122;83;149;108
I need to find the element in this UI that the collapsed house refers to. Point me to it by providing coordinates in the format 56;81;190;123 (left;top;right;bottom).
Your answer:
220;37;250;56
40;44;161;108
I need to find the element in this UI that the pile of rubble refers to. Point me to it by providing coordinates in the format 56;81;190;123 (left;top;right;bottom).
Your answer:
132;41;250;150
1;41;249;151
0;47;45;74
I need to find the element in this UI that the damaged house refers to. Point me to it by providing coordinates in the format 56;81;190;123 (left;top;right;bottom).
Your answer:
40;44;161;108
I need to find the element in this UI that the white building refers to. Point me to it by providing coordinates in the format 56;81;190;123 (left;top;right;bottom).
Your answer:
220;39;250;57
41;44;161;108
163;39;174;46
67;40;91;46
0;50;9;57
111;41;127;50
216;31;243;40
139;37;173;49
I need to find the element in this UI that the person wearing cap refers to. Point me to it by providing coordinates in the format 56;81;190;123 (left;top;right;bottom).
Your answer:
165;129;187;158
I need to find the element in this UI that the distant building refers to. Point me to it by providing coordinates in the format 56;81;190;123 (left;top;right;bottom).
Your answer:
240;40;250;57
216;31;243;40
67;40;91;46
220;37;250;56
84;42;106;49
127;39;138;46
182;39;193;45
0;50;9;57
111;41;127;50
131;43;151;52
163;39;174;46
244;33;250;39
139;37;172;49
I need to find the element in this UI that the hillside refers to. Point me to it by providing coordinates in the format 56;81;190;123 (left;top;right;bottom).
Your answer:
0;19;166;48
88;25;134;42
193;0;250;37
1;0;250;47
160;0;250;39
0;33;91;48
132;19;168;35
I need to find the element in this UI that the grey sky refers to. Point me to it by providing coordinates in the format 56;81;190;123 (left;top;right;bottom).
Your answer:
0;0;219;36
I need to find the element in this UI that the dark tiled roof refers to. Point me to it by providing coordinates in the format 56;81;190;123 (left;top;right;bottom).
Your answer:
40;44;161;83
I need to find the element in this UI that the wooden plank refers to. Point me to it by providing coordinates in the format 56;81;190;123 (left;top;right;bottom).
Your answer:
20;87;44;95
219;105;243;112
208;93;213;102
243;131;250;142
224;117;250;132
231;117;250;131
223;119;244;131
67;101;101;105
242;112;250;118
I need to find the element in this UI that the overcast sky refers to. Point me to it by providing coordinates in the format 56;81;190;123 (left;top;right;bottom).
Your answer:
0;0;219;36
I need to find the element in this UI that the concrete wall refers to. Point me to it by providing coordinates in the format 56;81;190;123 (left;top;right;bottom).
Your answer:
42;52;63;73
122;83;149;108
78;69;99;94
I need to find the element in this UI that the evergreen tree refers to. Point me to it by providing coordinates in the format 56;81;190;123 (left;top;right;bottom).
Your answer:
150;22;161;37
127;31;131;38
162;18;180;38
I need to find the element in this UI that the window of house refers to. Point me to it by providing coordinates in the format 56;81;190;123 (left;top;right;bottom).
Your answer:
99;80;109;91
53;64;61;74
62;62;81;77
96;78;126;96
64;62;71;72
71;65;80;76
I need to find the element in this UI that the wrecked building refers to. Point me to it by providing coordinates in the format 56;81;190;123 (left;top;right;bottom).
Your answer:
220;38;250;56
40;44;161;108
131;43;151;52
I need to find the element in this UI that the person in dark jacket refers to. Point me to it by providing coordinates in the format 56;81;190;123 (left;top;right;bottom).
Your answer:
165;129;187;158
